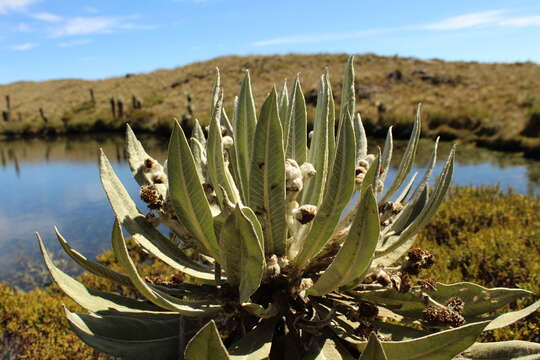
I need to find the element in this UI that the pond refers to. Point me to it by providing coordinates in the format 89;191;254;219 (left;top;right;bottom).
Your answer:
1;134;539;290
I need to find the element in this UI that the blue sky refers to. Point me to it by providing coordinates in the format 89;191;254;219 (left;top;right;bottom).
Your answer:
2;0;540;83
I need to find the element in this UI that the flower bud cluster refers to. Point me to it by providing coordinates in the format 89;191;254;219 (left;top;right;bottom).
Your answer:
284;159;318;228
422;297;465;328
140;184;164;210
403;248;435;276
379;201;404;226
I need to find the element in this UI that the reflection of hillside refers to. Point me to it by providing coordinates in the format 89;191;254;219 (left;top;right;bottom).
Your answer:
0;134;168;165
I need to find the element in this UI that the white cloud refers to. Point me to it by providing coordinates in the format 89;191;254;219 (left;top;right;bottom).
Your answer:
31;11;62;22
423;10;506;30
15;22;30;31
51;16;119;36
57;38;92;47
10;42;36;50
0;0;37;14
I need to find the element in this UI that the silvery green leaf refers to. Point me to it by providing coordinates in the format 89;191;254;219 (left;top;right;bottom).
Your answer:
286;74;308;164
99;149;214;280
482;299;540;331
456;340;540;359
65;308;181;360
37;233;168;314
192;118;207;147
350;282;534;320
211;67;221;116
375;322;428;341
248;88;287;256
308;186;378;295
355;113;368;161
168;120;222;262
125;124;162;188
302;75;330;207
372;235;416;268
111;220;221;315
359;333;388;360
379;126;393;184
190;137;206;183
406;137;439;204
234;70;257;201
229;319;277;359
393;172;417;205
278;79;289;131
339;56;356;131
381;105;421;203
293;111;356;268
207;91;240;204
326;73;337;173
349;321;490;360
185;320;230;360
360;153;380;195
219;205;265;302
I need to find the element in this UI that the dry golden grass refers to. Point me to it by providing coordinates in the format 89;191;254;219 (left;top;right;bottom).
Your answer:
1;53;539;156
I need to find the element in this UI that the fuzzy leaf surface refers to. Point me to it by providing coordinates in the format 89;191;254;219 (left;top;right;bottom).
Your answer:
185;320;230;360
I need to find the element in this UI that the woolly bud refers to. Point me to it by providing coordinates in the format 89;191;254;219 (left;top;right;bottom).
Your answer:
266;255;280;278
293;205;317;224
285;159;302;180
308;130;314;140
222;135;234;149
300;162;316;178
286;177;303;193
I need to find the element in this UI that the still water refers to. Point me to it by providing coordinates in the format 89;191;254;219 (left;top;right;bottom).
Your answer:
1;134;539;289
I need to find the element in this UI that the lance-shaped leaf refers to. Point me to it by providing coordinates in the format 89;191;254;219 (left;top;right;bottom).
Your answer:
207;90;240;204
339;56;355;131
308;186;379;295
111;220;222;316
65;308;181;360
185;320;230;360
37;233;169;314
360;152;380;195
234;70;258;201
248;88;287;256
190;137;207;183
359;333;388;360
294;111;356;268
482;299;540;331
393;172;417;205
211;67;221;116
302;75;330;207
219;205;265;303
379;127;393;184
457;340;540;359
349;321;490;360
350;282;534;320
326;74;336;173
381;105;421;203
286;74;308;164
229;319;277;359
168;120;222;262
278;79;289;130
192;118;207;147
355;113;368;162
99;149;215;280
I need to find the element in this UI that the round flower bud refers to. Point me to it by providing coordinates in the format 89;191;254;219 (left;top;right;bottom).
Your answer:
293;205;317;224
222;135;234;149
300;162;317;178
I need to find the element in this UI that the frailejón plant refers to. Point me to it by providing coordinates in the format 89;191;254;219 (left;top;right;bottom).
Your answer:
37;57;540;360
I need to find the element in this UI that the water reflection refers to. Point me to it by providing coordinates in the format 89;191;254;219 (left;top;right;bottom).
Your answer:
0;134;538;289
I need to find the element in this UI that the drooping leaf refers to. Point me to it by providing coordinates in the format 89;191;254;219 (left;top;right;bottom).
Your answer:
359;333;388;360
37;233;169;314
234;70;258;201
302;75;330;207
185;320;230;360
111;220;221;316
248;88;287;256
65;308;181;360
286;74;308;164
349;321;490;360
99;149;214;280
308;186;379;295
168;120;222;262
456;340;540;359
380;105;421;203
293;111;356;268
219;205;265;302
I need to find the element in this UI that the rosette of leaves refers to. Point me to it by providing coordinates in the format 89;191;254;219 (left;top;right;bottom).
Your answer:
37;57;540;360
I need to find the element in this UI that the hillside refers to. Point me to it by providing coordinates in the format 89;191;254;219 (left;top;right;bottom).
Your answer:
1;53;539;158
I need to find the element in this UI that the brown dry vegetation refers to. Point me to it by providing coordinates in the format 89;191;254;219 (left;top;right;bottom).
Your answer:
1;53;540;158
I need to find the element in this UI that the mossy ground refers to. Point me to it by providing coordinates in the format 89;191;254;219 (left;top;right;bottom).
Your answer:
1;54;540;158
0;186;538;359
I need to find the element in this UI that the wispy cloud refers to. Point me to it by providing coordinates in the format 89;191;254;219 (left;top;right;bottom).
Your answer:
0;0;37;14
57;38;92;47
10;42;36;51
253;9;540;47
15;22;30;32
51;15;155;37
31;11;62;22
423;10;506;30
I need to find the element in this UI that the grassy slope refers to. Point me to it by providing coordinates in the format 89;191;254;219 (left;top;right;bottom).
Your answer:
1;53;539;157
